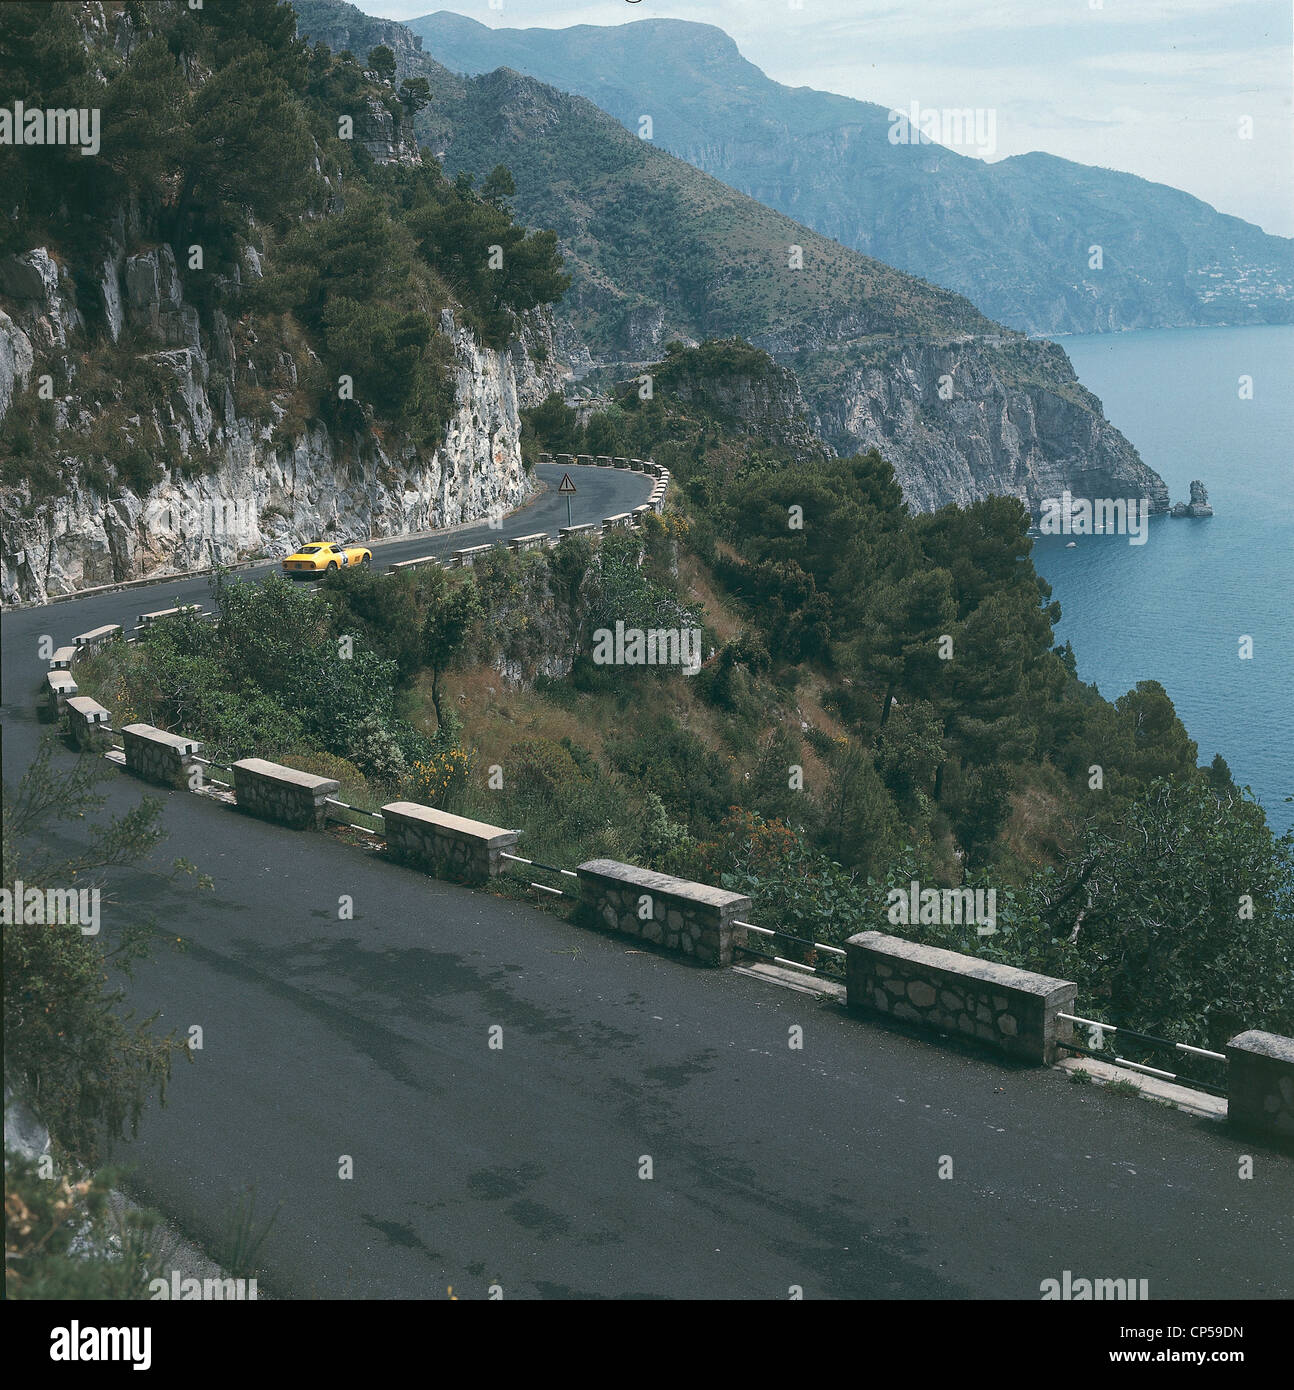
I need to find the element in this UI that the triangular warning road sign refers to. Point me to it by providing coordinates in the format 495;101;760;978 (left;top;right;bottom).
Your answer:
557;472;577;494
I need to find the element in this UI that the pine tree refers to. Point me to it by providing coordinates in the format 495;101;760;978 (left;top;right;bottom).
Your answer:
368;44;397;83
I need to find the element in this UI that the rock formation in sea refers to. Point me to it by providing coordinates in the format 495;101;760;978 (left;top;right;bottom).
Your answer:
1171;480;1214;518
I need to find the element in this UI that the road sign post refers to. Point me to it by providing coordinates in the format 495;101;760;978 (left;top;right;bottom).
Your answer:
558;471;577;528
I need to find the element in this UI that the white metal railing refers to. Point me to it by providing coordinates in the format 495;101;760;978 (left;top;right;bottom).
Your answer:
322;796;383;830
732;920;846;975
499;851;577;879
1055;1011;1229;1097
1057;1012;1227;1062
499;849;577;897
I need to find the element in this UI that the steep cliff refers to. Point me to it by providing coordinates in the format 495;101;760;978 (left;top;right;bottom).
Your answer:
651;341;831;466
0;2;565;604
0;236;556;603
411;12;1294;336
796;337;1170;514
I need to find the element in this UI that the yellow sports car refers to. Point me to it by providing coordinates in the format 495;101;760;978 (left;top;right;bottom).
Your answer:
282;542;372;578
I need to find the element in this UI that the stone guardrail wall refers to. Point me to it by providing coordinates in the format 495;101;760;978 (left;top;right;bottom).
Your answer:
138;604;200;627
122;723;202;788
233;758;340;831
1226;1031;1294;1139
454;544;495;567
45;669;78;718
65;695;112;750
40;577;1294;1137
508;532;549;554
381;801;518;885
46;622;123;719
388;555;440;573
575;859;751;967
845;930;1077;1064
73;623;122;656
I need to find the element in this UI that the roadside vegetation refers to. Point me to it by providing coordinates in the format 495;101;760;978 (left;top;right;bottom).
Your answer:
2;742;215;1298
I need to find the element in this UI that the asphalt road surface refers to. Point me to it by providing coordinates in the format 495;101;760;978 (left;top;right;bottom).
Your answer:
3;464;1291;1299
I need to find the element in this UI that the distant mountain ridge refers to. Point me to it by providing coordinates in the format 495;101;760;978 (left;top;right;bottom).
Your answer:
408;10;1294;337
293;0;1169;518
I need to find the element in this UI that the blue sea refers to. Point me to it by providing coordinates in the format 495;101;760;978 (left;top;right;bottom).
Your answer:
1032;324;1293;835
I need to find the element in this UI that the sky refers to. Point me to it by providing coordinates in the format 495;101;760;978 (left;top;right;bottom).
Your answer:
363;0;1294;238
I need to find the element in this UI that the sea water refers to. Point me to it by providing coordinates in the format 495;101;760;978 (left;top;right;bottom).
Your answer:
1033;324;1293;834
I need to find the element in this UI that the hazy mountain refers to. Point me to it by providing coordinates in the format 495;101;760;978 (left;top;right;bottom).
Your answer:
408;10;1294;337
293;1;1168;517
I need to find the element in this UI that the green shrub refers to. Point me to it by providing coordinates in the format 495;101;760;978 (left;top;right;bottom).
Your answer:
608;716;737;832
509;737;585;806
346;713;406;784
4;1152;163;1300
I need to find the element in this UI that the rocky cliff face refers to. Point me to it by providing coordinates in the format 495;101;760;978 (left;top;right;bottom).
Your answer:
293;0;428;65
0;0;566;604
1171;479;1214;518
0;233;560;604
798;338;1170;515
664;355;830;465
356;94;422;167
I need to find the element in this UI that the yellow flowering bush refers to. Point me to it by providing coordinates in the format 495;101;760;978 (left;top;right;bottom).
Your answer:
404;746;472;808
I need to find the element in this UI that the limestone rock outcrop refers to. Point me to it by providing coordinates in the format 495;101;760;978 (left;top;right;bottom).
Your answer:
1;232;561;603
1171;480;1214;518
802;337;1170;517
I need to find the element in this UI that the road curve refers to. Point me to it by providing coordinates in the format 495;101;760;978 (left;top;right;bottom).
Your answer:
2;465;1292;1300
12;462;652;610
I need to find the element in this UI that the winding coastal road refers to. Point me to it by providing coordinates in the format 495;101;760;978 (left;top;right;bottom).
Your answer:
2;463;1292;1300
